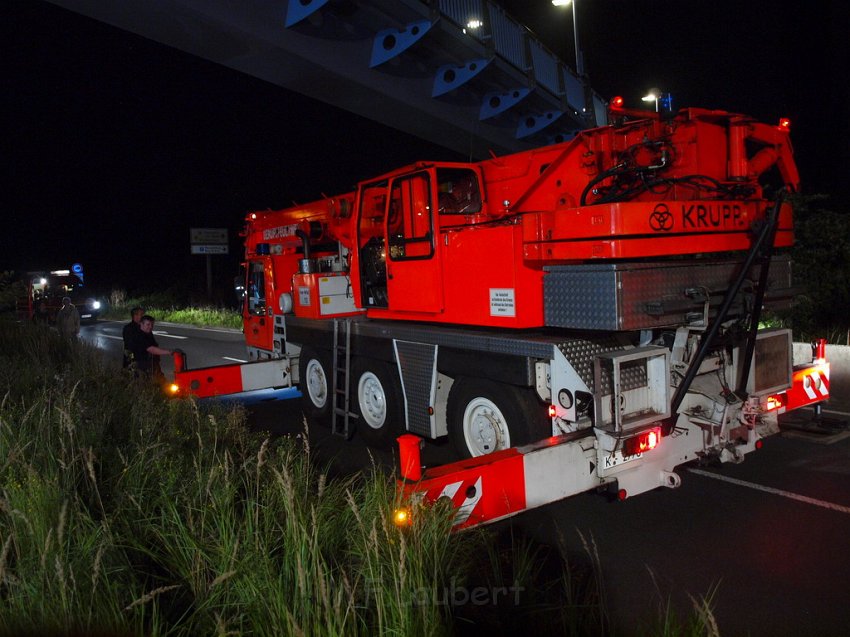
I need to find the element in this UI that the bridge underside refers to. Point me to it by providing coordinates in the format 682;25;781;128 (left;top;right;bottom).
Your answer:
44;0;608;159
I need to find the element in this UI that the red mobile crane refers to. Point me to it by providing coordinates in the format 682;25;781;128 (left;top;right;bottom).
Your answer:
173;102;829;529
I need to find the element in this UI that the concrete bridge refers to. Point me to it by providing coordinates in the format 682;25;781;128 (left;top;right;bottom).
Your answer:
43;0;608;159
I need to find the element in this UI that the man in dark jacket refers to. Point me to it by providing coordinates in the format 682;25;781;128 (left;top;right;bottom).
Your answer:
122;306;144;368
129;315;172;379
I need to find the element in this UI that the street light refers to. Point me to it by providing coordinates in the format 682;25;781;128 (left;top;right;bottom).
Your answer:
642;88;661;112
642;89;672;113
551;0;584;77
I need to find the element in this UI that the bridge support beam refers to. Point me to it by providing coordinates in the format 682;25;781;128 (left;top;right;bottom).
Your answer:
370;21;432;68
284;0;328;28
479;88;532;120
516;110;565;139
432;59;491;97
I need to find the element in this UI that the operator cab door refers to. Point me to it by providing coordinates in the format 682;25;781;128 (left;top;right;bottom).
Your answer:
384;171;443;313
243;258;274;354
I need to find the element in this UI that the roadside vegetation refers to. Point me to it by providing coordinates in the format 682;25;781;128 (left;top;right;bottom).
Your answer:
0;319;720;636
102;288;242;330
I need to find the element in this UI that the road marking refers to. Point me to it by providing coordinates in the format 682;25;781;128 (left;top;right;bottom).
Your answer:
102;335;123;340
688;468;850;515
222;356;247;363
153;331;188;340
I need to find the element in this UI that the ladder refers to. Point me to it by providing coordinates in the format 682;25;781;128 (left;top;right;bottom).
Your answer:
331;319;355;438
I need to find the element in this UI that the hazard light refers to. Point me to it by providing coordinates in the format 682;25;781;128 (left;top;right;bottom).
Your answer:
621;427;660;457
167;383;180;396
778;117;791;131
610;95;625;111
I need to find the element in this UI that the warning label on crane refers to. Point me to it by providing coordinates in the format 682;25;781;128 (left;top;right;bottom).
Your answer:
489;288;516;317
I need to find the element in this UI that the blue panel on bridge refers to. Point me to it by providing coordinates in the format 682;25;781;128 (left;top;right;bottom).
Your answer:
479;88;532;120
516;110;565;139
432;59;491;97
370;20;433;68
284;0;329;28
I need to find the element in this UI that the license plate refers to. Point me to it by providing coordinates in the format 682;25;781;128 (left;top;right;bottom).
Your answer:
603;450;642;469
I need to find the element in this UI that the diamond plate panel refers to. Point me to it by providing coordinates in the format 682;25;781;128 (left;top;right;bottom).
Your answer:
555;335;646;394
545;256;792;331
393;340;438;437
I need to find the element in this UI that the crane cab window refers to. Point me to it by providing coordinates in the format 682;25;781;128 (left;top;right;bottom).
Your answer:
437;168;481;215
247;261;266;316
388;172;433;260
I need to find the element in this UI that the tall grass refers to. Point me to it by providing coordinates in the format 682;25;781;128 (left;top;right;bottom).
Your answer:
0;319;720;635
103;301;242;329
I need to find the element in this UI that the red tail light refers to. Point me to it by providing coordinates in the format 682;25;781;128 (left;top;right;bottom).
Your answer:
778;117;791;131
765;393;786;412
622;427;660;457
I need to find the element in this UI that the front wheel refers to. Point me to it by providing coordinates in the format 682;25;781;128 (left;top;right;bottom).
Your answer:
448;378;549;458
299;346;332;428
352;358;404;449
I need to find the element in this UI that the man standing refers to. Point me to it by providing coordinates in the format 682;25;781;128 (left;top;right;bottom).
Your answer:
130;315;173;380
55;296;80;339
122;306;144;368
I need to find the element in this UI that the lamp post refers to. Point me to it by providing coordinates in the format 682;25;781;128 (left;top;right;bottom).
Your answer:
642;89;672;113
551;0;584;77
642;89;660;112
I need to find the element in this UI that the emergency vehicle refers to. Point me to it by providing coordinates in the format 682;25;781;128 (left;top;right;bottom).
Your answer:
16;265;103;324
172;101;829;529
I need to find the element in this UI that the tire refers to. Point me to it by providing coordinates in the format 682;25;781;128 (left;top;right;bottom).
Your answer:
448;378;549;459
352;357;405;449
299;346;332;427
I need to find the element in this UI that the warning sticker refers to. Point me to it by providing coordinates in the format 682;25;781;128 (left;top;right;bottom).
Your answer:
298;287;311;307
489;288;516;317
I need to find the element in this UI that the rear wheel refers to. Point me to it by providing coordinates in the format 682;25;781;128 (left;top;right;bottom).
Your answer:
299;346;332;427
448;378;549;458
352;358;404;448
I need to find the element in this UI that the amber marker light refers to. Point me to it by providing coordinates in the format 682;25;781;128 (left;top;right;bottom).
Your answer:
393;507;412;527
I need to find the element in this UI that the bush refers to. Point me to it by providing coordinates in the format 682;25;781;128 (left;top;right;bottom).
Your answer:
780;194;850;342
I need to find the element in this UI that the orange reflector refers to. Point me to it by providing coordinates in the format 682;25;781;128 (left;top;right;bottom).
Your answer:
610;95;625;110
779;117;791;131
618;489;628;501
393;507;412;527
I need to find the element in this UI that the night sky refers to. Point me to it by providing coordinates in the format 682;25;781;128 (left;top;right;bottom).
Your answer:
3;0;846;295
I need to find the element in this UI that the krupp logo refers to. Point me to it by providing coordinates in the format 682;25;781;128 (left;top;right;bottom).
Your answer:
649;204;674;232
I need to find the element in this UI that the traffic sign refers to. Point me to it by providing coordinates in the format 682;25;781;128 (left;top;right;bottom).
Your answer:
191;245;229;255
190;228;228;244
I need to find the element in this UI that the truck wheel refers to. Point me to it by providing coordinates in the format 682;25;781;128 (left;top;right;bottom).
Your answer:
352;358;404;449
299;346;332;427
448;378;548;458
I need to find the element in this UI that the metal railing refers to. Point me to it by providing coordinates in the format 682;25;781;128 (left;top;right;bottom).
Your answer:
437;0;578;89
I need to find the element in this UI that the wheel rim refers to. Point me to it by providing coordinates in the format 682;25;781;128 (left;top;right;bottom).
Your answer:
357;371;387;429
462;397;510;456
305;358;328;408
